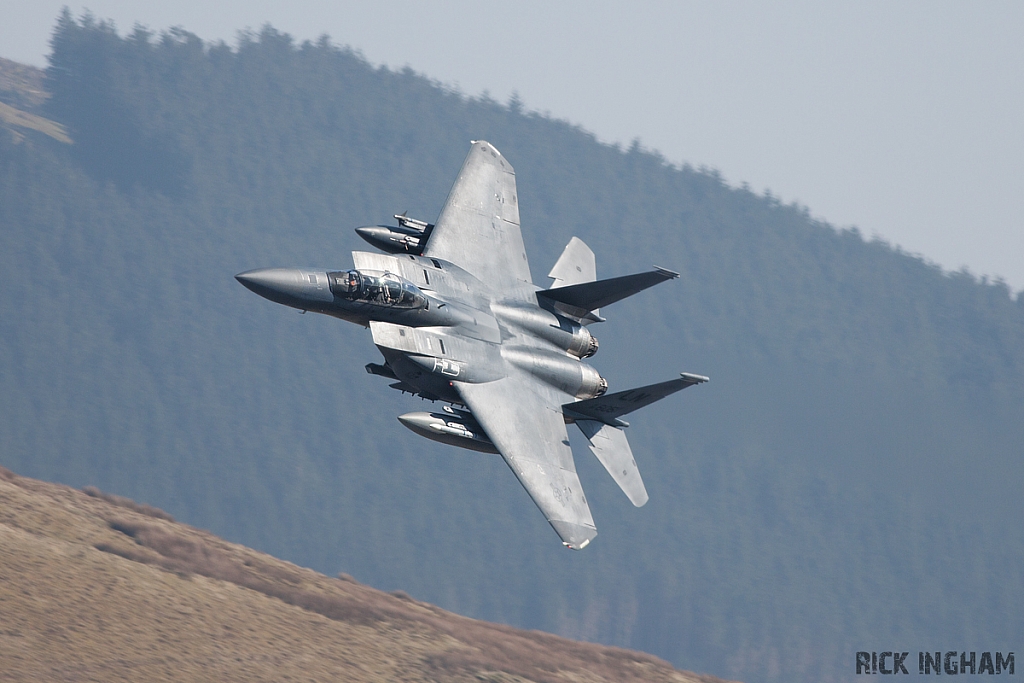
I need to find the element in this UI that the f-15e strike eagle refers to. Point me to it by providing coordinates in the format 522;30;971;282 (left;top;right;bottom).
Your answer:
236;141;707;549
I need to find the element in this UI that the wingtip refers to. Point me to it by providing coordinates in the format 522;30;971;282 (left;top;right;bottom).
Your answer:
653;265;680;279
550;520;597;550
680;372;710;383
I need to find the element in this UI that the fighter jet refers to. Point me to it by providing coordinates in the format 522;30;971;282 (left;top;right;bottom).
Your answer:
236;141;707;549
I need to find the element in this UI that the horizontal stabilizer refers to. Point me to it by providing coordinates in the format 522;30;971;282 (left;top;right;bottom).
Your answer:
577;420;648;507
564;372;708;426
538;267;678;317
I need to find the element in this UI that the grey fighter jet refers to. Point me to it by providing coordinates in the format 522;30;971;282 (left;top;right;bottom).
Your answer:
236;141;707;549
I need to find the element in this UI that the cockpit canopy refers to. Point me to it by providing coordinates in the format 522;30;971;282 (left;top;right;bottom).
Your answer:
327;269;428;309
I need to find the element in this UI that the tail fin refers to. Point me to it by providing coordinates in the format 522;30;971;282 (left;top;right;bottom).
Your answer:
577;419;649;507
538;267;678;323
548;236;597;288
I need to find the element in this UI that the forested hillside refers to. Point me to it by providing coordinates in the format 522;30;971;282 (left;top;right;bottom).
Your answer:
1;13;1022;683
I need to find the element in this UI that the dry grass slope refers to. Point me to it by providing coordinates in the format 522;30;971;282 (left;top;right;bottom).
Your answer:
0;466;734;683
0;59;70;143
0;58;48;110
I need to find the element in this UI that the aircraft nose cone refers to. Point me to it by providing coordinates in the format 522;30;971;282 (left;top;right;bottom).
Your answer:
235;268;299;297
354;226;385;240
235;268;333;308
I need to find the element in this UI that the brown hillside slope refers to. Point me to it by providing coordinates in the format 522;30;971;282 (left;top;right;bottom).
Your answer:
0;59;70;144
0;58;48;110
0;467;732;683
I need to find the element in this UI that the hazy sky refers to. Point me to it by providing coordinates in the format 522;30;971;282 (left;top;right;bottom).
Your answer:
3;1;1022;290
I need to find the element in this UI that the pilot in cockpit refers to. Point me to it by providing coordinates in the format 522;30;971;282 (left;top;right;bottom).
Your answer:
327;269;427;309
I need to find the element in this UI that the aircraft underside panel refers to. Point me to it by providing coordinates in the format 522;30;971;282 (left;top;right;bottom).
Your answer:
368;322;502;384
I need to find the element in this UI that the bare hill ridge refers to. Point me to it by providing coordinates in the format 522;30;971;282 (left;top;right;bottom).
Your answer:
0;59;69;144
0;466;730;683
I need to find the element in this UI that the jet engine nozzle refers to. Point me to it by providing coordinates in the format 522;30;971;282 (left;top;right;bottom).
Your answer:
569;326;599;359
578;365;608;399
504;346;607;399
492;303;599;358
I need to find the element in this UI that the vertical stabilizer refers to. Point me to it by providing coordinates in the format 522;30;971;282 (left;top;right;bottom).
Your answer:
577;419;649;507
548;237;597;288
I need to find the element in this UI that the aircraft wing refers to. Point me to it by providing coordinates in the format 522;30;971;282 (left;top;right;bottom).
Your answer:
456;373;597;549
423;141;534;294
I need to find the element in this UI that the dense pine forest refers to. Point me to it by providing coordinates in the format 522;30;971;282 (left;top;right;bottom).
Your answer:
1;13;1022;683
